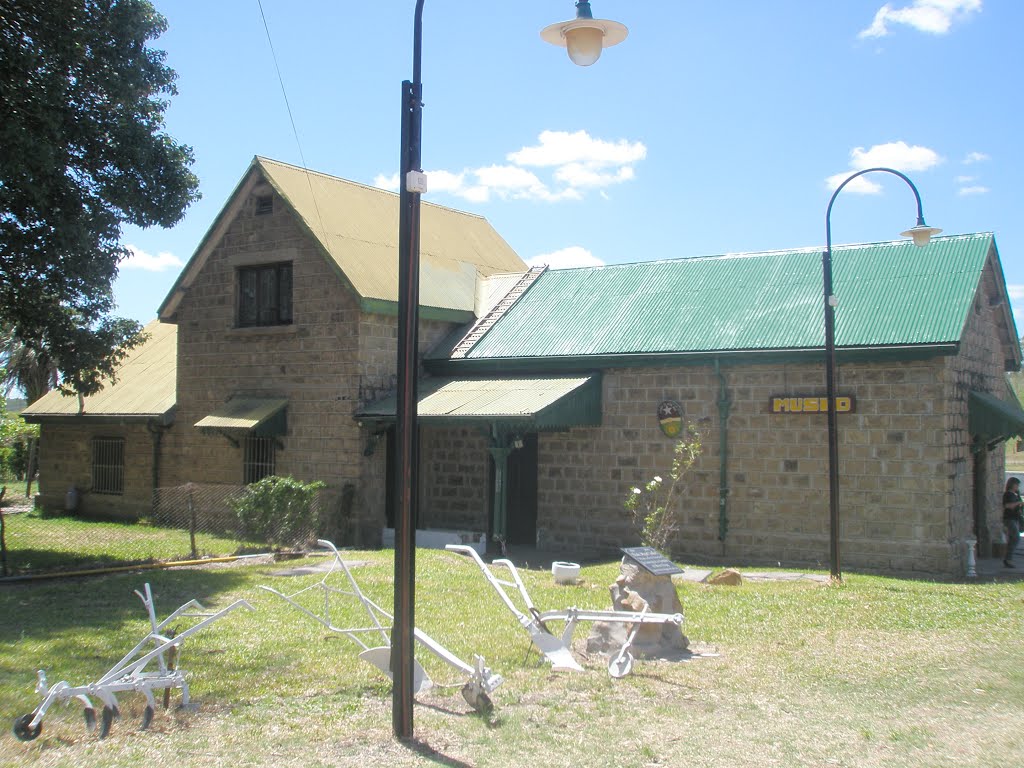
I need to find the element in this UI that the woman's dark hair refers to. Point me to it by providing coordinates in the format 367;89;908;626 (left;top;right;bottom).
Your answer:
1006;477;1021;491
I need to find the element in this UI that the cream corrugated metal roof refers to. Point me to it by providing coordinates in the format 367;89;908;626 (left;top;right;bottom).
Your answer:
21;320;176;421
159;157;526;320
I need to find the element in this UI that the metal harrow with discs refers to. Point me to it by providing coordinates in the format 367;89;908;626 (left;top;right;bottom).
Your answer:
12;583;252;741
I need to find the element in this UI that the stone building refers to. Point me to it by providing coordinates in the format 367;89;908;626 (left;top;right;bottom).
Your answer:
22;159;1024;577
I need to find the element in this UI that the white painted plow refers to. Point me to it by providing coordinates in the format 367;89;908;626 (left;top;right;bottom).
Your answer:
259;539;502;713
12;584;253;741
445;544;684;678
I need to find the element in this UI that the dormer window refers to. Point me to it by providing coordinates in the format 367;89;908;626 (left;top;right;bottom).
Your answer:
255;195;273;215
238;262;293;327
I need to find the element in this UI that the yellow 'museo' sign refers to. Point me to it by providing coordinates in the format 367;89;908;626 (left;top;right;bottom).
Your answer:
770;395;855;414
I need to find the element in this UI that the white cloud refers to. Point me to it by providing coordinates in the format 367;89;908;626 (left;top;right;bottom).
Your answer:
958;185;989;196
825;172;883;194
123;245;184;272
374;129;645;204
374;173;399;191
508;130;646;169
859;0;982;39
554;163;636;189
826;141;942;194
526;246;604;270
956;175;975;183
849;141;943;172
1008;285;1024;302
964;151;990;164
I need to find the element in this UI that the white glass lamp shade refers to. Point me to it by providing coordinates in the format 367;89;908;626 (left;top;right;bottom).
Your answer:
566;24;605;66
540;17;628;67
900;224;942;247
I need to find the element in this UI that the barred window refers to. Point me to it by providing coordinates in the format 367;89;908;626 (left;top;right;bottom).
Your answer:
238;263;292;328
92;437;125;495
244;436;276;484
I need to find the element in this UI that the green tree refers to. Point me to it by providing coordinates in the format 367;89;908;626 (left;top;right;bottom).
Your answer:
0;0;199;397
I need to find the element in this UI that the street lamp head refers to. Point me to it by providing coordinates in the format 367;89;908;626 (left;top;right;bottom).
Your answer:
900;223;943;247
541;1;628;66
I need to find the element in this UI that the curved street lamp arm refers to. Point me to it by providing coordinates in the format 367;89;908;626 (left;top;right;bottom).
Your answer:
825;167;927;251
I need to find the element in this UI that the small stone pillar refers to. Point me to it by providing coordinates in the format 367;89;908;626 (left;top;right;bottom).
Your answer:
586;557;688;657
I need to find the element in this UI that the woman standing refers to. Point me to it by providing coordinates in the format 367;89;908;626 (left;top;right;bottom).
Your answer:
1002;477;1023;568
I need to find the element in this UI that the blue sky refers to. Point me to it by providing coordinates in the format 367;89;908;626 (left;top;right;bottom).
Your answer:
118;0;1023;328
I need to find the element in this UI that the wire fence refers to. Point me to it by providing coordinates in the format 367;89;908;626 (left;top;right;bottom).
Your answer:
0;482;326;579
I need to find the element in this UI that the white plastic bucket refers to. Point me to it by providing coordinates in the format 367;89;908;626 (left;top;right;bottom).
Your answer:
551;561;580;584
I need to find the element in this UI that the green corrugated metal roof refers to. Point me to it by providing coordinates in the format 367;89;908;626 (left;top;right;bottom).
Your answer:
21;320;176;422
357;376;601;430
453;233;1000;361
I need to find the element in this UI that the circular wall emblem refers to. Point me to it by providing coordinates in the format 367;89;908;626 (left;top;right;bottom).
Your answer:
657;400;683;438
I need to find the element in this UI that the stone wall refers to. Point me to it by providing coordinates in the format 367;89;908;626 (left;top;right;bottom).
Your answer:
419;426;490;533
529;358;961;575
416;355;976;576
164;186;458;544
35;421;160;520
945;265;1012;559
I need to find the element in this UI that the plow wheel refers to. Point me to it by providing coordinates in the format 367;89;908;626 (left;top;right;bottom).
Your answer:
12;714;42;742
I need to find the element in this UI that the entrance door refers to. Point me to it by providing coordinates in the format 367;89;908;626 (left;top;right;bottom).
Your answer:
506;434;538;547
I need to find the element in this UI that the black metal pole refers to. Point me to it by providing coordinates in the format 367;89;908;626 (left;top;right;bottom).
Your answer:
822;166;930;583
393;0;425;740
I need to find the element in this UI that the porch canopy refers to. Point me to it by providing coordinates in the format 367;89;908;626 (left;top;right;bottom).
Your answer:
356;375;601;430
195;397;288;436
968;389;1024;446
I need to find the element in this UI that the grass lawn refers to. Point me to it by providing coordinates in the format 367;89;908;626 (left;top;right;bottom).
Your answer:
0;510;264;575
1;550;1022;767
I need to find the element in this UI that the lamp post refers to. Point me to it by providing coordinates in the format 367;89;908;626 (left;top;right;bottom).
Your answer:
392;0;627;739
822;167;941;582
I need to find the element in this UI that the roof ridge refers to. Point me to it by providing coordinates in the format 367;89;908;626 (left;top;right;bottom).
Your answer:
539;233;993;273
254;156;488;220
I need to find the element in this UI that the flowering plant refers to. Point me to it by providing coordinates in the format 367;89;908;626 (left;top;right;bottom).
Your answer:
624;424;702;557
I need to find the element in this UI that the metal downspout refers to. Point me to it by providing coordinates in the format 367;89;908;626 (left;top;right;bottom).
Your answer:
147;420;166;517
715;359;731;552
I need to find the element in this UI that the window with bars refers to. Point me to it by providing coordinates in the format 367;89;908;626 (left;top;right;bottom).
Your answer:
92;437;125;495
244;436;276;484
237;263;292;327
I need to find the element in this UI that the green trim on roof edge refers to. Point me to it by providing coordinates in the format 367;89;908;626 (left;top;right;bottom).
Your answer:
358;297;475;323
425;343;960;375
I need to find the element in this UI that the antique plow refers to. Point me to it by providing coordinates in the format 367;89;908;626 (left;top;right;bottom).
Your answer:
445;544;684;678
12;584;253;741
259;539;502;713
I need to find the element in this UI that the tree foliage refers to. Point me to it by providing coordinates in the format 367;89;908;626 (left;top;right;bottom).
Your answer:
0;0;199;396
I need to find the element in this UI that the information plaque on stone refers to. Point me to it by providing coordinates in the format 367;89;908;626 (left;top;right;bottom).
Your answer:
621;546;684;576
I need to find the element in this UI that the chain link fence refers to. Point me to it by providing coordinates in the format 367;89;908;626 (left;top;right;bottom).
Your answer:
1;482;328;578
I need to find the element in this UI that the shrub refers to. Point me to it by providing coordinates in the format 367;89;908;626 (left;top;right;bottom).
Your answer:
624;424;703;558
230;475;326;548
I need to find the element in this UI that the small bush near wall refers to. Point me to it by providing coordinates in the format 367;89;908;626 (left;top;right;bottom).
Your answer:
230;475;326;548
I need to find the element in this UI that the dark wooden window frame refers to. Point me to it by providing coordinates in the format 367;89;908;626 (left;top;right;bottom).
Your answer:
237;262;293;328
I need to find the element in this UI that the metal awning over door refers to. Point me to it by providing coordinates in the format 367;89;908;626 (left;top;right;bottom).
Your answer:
195;397;288;436
356;375;601;430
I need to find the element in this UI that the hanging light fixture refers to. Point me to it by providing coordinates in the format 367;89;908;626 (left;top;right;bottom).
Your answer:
541;1;628;66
